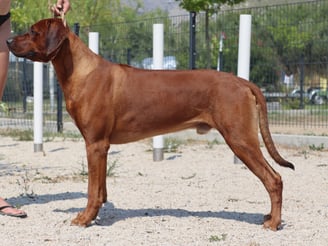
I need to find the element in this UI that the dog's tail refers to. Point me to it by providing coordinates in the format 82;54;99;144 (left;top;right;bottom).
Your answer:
250;83;295;170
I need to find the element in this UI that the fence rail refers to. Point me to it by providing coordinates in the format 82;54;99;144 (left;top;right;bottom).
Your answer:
2;0;328;134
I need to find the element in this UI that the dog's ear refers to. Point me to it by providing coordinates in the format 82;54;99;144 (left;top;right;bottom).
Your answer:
45;18;70;59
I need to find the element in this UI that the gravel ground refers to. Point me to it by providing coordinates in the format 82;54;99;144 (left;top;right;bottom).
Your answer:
0;135;327;246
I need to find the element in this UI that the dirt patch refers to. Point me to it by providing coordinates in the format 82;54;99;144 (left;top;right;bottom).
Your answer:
0;136;327;245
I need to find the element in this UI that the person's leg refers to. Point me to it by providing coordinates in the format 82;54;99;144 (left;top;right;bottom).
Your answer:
0;13;10;99
0;2;26;218
0;0;27;219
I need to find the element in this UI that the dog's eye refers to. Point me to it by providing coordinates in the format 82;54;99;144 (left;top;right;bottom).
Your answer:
30;28;39;36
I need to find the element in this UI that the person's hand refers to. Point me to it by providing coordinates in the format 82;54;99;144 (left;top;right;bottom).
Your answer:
51;0;71;16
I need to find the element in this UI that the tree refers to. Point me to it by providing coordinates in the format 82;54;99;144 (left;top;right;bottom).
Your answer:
176;0;245;68
263;2;328;88
10;0;52;32
10;0;121;34
177;0;245;13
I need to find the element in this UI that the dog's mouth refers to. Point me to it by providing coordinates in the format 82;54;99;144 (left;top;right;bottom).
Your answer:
6;39;35;59
9;50;37;61
12;50;36;59
7;45;41;61
22;51;37;59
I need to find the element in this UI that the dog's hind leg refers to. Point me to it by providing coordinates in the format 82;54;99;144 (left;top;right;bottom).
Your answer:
71;140;109;226
224;134;283;231
215;93;283;231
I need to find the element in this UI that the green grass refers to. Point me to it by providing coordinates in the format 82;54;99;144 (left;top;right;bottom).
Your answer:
0;129;33;141
309;143;325;151
164;137;185;153
209;234;227;242
0;128;82;141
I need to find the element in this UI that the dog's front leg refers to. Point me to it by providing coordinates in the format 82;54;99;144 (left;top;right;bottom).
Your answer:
71;140;109;227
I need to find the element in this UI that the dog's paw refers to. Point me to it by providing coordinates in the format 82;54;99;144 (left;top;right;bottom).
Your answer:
263;214;281;231
71;212;91;227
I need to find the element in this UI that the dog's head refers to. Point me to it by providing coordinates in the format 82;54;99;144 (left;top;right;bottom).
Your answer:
7;18;69;62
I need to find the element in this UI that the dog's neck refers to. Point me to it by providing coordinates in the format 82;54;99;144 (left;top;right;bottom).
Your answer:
51;32;100;91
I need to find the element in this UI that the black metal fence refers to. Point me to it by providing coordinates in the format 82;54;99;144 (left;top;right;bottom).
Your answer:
2;0;328;133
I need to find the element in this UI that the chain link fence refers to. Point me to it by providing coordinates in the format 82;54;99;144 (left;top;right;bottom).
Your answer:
2;0;328;133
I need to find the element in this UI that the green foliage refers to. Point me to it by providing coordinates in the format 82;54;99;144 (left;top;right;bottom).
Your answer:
164;137;184;153
265;4;313;65
206;2;328;89
176;0;245;13
10;0;121;34
209;233;227;242
282;98;303;110
11;0;52;32
0;129;33;141
9;1;328;91
96;7;169;63
107;159;118;177
309;143;325;151
67;0;121;29
176;0;245;69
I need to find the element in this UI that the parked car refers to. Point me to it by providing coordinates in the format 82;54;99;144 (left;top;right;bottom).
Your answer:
289;87;326;105
312;88;328;105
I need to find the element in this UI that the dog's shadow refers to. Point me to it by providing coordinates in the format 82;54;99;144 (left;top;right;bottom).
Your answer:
95;202;265;227
6;193;267;227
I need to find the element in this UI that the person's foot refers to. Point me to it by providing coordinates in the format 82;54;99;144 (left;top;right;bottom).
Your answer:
0;198;27;218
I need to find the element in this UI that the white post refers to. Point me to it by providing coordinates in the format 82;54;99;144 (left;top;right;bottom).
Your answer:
217;32;224;71
237;14;252;80
152;24;164;162
89;32;99;54
235;14;252;164
49;64;55;112
33;62;43;152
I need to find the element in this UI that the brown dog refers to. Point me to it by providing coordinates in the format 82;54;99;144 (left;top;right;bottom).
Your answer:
7;18;294;230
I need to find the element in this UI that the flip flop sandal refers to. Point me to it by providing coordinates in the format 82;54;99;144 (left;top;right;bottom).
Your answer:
0;205;27;218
